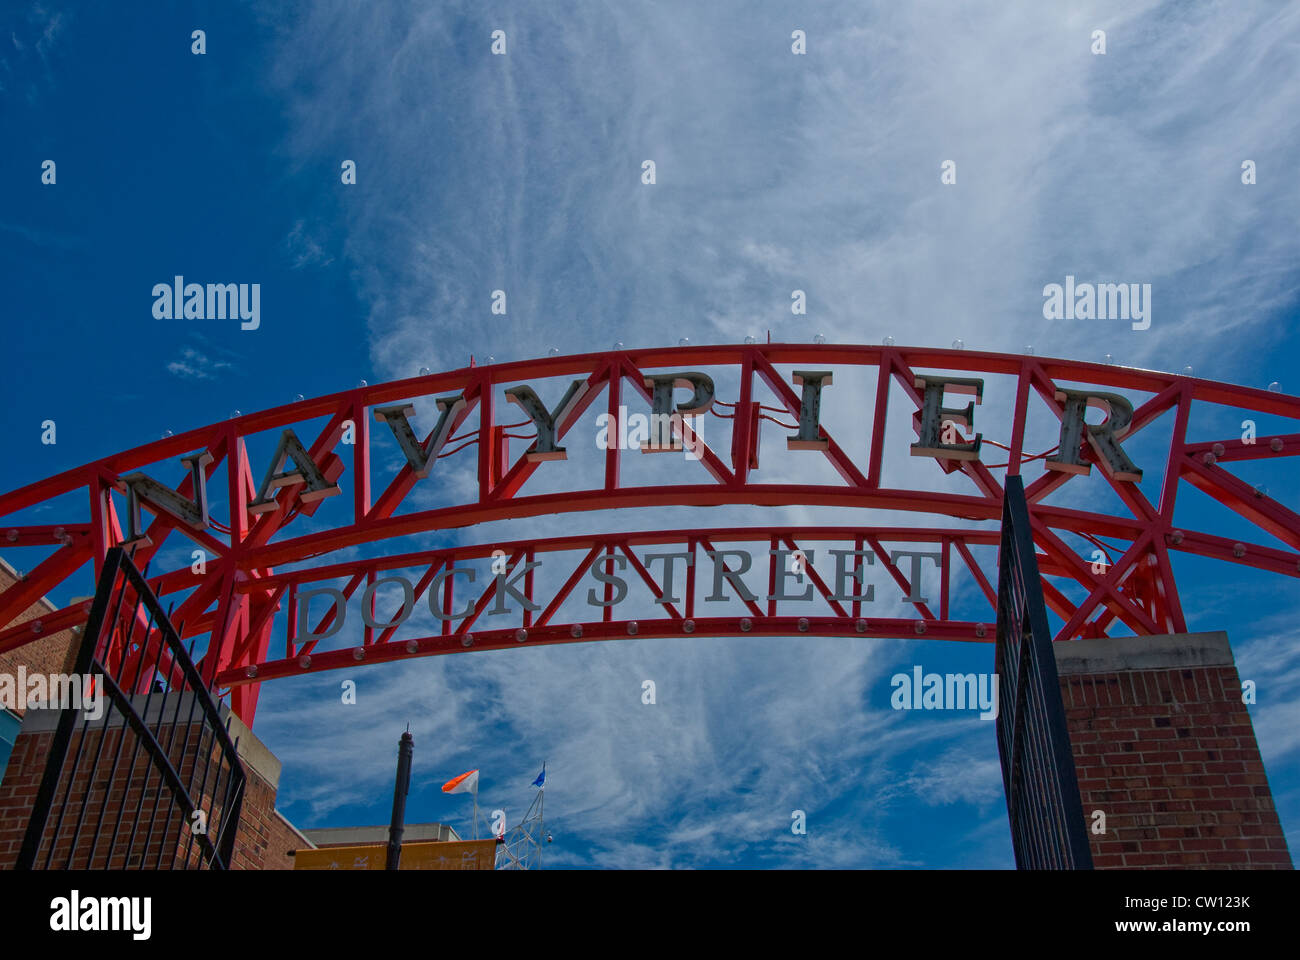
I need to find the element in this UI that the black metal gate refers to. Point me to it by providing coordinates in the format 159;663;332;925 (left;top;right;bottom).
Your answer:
995;476;1093;869
16;547;245;869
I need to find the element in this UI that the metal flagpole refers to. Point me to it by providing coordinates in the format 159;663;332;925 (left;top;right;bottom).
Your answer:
385;729;413;870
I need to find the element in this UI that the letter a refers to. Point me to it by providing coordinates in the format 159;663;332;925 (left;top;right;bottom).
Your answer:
248;429;341;514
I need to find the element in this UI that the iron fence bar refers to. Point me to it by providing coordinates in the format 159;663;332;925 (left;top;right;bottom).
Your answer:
89;659;221;866
995;476;1093;870
181;718;219;868
208;728;244;869
183;717;220;868
177;634;211;869
15;549;124;869
117;558;244;773
17;547;245;870
161;661;211;869
105;607;170;868
189;723;227;868
146;632;196;869
82;588;155;868
121;644;171;870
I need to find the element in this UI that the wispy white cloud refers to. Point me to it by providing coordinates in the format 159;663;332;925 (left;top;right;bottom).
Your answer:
260;0;1300;381
285;219;335;270
0;2;68;99
166;345;234;381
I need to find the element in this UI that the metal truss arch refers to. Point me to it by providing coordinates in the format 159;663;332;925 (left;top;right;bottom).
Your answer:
1;343;1297;724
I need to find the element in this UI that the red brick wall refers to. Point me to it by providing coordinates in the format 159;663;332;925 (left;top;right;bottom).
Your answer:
0;710;293;870
0;720;257;869
0;563;80;716
1061;656;1291;869
0;729;50;867
264;812;306;870
229;765;282;870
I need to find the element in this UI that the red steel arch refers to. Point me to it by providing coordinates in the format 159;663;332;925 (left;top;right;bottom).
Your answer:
2;343;1298;725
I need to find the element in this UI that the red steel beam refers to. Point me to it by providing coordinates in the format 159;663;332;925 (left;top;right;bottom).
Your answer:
2;343;1298;725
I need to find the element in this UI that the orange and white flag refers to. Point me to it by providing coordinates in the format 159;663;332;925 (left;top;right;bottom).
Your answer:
441;769;479;794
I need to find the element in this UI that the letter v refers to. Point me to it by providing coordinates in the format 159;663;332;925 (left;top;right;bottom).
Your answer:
373;395;467;478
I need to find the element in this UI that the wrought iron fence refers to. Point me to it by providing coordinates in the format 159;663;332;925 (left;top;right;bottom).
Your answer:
16;546;245;869
995;476;1093;869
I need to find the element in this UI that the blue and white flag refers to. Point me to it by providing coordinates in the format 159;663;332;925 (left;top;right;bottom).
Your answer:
531;765;546;788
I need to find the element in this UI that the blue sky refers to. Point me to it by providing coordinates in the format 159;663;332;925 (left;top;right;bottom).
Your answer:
2;1;1299;868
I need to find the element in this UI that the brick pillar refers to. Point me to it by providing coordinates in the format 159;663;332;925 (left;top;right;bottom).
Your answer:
1056;631;1291;869
0;693;296;869
0;558;81;714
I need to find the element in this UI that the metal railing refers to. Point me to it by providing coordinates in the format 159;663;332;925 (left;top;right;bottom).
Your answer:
16;547;245;869
995;476;1093;869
